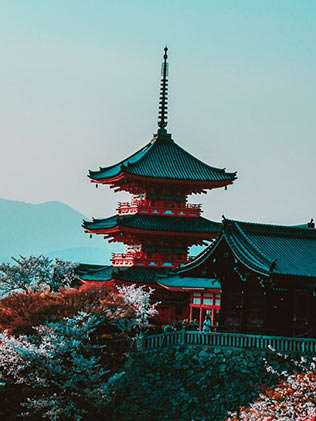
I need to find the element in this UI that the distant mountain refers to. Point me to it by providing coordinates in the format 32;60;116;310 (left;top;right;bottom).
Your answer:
0;198;206;266
0;198;117;264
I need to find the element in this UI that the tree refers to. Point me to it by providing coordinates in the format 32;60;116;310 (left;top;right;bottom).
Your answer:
0;283;158;335
116;283;160;331
228;370;316;421
0;255;76;297
227;355;316;421
0;313;123;420
0;283;158;420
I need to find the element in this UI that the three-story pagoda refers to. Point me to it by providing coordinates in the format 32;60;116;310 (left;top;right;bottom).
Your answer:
82;47;236;284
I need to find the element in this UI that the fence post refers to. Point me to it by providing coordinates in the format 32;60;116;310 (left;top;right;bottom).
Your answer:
137;332;316;354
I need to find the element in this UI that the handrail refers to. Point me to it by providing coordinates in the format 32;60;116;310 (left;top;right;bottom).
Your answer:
112;252;189;267
117;201;202;216
112;252;187;261
118;201;202;209
139;331;316;354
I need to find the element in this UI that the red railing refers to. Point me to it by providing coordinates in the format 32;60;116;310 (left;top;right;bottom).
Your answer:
111;252;189;268
117;200;202;217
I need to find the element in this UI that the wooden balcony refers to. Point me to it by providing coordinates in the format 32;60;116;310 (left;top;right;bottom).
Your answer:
111;252;189;268
117;200;202;217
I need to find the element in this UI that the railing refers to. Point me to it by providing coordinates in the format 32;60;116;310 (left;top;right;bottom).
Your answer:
111;252;189;268
112;252;138;266
117;201;202;217
140;331;316;354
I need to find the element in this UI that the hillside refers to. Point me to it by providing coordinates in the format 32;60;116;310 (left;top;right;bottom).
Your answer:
0;198;117;264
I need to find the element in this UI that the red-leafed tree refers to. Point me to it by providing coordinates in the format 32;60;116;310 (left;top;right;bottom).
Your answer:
227;361;316;421
0;278;158;420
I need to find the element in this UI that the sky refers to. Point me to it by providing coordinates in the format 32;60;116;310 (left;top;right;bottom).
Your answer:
1;0;316;225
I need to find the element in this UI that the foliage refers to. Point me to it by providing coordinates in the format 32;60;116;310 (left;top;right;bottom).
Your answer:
0;283;158;335
0;291;62;334
227;353;316;421
116;283;159;330
102;345;316;421
0;255;76;297
0;282;158;420
105;347;282;420
0;313;124;420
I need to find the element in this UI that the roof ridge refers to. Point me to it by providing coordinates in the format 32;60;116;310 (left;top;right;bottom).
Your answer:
123;137;166;174
89;141;153;175
168;139;236;175
176;236;223;273
224;232;271;276
230;221;274;267
227;218;316;234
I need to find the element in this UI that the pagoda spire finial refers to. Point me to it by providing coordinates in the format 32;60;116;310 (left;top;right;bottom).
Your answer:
158;46;168;130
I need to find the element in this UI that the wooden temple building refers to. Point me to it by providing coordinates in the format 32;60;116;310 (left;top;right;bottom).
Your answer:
78;47;316;337
169;218;316;337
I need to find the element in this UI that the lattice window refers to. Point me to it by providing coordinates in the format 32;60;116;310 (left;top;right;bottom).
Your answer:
203;293;212;305
193;292;202;304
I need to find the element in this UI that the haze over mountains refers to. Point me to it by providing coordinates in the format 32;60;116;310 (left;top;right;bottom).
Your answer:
0;198;204;265
0;198;119;264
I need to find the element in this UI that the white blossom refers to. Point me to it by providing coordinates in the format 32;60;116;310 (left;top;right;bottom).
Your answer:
0;255;77;297
116;283;159;328
229;352;316;421
0;313;123;419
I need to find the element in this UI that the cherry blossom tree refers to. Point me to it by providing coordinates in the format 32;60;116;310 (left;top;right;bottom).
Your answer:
0;283;158;419
227;355;316;421
116;283;159;331
0;255;76;297
0;313;123;420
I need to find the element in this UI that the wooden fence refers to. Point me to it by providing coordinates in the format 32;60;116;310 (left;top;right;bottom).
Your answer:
140;331;316;354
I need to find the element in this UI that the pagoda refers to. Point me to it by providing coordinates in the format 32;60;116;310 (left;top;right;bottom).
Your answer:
82;47;237;277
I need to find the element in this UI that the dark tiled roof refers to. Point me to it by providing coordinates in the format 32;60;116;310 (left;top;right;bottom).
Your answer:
158;276;220;289
89;130;236;185
83;214;222;234
77;263;220;288
112;267;167;284
225;219;316;278
175;239;219;273
76;264;113;282
178;219;316;278
76;264;167;284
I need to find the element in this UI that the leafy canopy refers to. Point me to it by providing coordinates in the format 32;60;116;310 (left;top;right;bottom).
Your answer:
0;255;76;297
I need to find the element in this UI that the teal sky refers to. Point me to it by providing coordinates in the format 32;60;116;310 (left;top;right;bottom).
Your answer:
1;1;316;225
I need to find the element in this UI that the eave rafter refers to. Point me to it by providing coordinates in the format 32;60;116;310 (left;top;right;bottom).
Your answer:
90;173;235;195
84;225;219;241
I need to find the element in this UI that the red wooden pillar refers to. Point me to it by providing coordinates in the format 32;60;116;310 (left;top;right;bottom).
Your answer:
211;308;215;326
189;305;193;323
199;307;203;330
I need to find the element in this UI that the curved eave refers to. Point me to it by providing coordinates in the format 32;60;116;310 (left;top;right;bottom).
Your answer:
225;232;316;279
89;171;237;189
88;141;153;180
157;283;221;292
83;215;222;237
157;275;221;290
223;232;271;277
84;225;219;239
175;231;271;277
175;235;224;274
